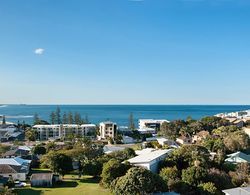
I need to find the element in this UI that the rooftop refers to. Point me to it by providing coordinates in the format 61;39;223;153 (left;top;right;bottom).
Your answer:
222;187;250;195
128;149;173;164
31;173;53;181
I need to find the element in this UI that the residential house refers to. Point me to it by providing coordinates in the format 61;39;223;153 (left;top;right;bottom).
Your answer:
127;149;173;173
138;128;156;135
225;151;250;164
222;186;250;195
233;119;244;128
192;131;210;143
176;135;192;145
0;164;27;181
103;145;125;154
0;157;31;181
2;148;29;158
156;137;179;148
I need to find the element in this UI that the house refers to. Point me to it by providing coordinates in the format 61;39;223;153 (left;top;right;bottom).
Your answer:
138;128;156;135
0;157;31;181
2;148;29;158
225;151;250;164
0;164;27;181
156;137;180;148
98;121;117;140
192;131;209;143
122;136;135;144
103;145;125;154
176;135;192;145
127;149;173;173
139;119;169;131
222;186;250;195
30;173;55;187
233;119;244;128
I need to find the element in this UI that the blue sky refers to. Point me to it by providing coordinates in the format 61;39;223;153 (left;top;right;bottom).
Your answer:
0;0;250;104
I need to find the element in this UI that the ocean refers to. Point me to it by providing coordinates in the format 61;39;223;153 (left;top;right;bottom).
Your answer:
0;105;250;126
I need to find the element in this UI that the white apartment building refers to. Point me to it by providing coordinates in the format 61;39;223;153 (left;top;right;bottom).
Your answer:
138;119;169;131
99;121;117;140
33;124;96;140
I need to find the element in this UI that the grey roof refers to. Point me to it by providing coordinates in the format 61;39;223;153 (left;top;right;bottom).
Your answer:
31;173;53;181
226;151;250;163
3;149;29;157
0;164;22;174
222;187;250;195
0;157;31;166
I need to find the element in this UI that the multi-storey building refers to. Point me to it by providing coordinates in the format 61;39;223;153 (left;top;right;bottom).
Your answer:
32;124;96;140
99;121;117;139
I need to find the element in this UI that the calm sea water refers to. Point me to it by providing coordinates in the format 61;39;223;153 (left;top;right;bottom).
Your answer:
1;105;250;126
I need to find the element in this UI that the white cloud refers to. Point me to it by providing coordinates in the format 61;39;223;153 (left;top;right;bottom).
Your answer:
34;48;45;55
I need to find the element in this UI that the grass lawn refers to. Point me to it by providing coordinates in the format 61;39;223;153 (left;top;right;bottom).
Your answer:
15;175;111;195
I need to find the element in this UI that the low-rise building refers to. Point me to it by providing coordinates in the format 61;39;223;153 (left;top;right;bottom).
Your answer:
99;121;117;140
2;148;30;158
0;164;26;181
127;149;173;173
176;135;192;145
138;128;156;135
225;151;250;164
0;157;31;181
192;131;210;144
139;119;169;131
33;124;96;140
222;186;250;195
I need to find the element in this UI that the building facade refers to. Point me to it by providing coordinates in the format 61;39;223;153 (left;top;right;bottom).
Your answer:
99;121;117;139
138;119;169;131
33;124;96;140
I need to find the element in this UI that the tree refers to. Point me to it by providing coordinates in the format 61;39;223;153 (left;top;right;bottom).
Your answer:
55;107;61;124
82;159;102;178
128;113;135;130
198;182;218;195
45;142;56;153
83;115;89;124
68;112;74;124
74;112;82;125
223;131;249;152
108;148;136;161
25;129;37;141
0;144;10;156
50;112;56;124
159;120;187;139
41;151;73;177
32;144;46;155
206;168;233;190
0;187;16;195
229;162;250;186
33;113;40;125
182;166;207;187
2;115;6;125
111;167;167;195
160;166;180;191
6;176;15;188
168;145;210;170
101;159;130;188
62;112;68;124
